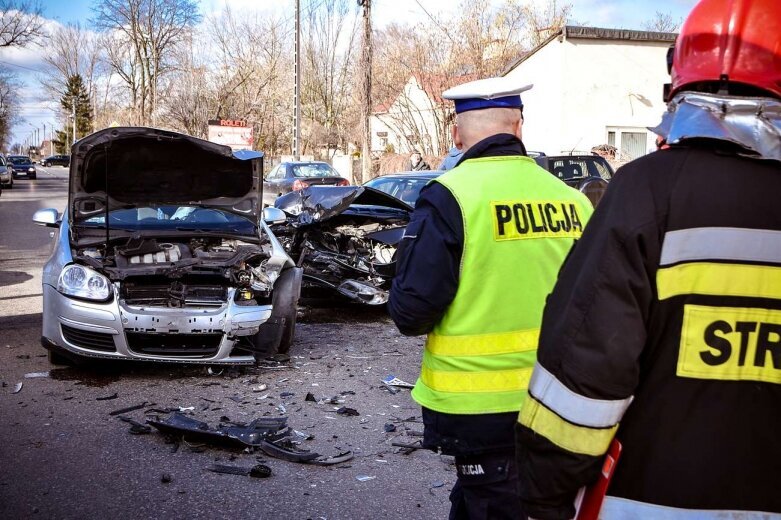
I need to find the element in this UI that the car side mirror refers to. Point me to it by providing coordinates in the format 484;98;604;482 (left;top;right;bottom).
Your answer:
262;207;287;225
33;208;60;227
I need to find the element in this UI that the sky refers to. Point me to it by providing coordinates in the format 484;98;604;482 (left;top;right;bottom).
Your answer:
3;0;697;147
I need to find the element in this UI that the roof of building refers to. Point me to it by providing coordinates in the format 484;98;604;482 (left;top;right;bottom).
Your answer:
503;25;678;75
373;73;479;114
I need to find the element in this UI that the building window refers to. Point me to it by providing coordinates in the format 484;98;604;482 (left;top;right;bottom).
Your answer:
606;128;649;161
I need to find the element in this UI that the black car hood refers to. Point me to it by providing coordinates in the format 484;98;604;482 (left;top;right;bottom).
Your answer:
274;186;413;225
69;127;264;224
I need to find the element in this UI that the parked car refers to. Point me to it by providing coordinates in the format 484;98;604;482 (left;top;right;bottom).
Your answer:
273;186;412;305
7;155;36;179
262;161;349;207
33;127;302;366
41;154;70;167
363;171;443;206
0;155;12;189
533;153;613;207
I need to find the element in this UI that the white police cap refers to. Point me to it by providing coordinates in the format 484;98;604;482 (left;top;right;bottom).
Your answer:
443;77;533;114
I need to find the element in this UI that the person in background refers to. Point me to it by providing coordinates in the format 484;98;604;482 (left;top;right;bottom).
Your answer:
516;0;781;518
409;150;431;171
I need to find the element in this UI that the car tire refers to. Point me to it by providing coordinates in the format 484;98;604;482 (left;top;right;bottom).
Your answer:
252;267;302;359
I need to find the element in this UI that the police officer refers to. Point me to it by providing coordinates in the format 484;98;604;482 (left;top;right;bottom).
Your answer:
388;77;593;520
515;0;781;518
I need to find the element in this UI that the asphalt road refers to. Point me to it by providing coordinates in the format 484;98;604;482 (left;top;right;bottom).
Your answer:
0;169;451;519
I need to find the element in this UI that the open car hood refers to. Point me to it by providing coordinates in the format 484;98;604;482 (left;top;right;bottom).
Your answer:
69;127;264;224
274;186;413;225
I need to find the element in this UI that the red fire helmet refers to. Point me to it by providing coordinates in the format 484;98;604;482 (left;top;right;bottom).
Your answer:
671;0;781;98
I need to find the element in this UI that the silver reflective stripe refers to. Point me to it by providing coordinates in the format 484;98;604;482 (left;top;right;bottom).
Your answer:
600;496;781;519
660;227;781;266
527;363;633;428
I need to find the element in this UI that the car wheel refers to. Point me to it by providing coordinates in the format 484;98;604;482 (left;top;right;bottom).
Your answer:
252;267;302;359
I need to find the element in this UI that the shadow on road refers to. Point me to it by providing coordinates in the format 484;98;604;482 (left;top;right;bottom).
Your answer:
0;270;34;287
0;312;41;330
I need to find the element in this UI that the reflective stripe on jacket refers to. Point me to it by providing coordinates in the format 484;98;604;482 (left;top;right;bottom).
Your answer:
410;155;593;414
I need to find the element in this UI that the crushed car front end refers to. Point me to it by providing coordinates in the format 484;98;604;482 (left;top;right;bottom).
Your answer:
37;127;300;365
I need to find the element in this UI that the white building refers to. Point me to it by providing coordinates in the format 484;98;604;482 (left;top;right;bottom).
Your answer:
371;74;472;156
503;26;677;160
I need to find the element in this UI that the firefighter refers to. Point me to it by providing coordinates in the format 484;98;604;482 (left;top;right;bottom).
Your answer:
388;76;594;519
515;0;781;518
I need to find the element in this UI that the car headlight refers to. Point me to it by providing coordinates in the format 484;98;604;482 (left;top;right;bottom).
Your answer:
57;264;113;301
28;167;35;172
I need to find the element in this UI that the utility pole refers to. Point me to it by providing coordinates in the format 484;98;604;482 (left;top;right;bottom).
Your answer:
359;0;372;184
72;99;77;149
293;0;301;160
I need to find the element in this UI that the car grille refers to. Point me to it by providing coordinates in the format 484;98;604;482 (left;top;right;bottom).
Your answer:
61;324;117;352
126;332;222;358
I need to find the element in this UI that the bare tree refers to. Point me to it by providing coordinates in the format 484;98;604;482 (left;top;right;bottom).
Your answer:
518;0;572;48
92;0;201;125
0;0;45;47
0;66;21;147
643;11;681;33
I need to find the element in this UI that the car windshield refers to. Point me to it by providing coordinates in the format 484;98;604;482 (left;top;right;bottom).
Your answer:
550;158;612;182
291;163;337;178
9;156;31;165
79;205;256;234
364;177;432;205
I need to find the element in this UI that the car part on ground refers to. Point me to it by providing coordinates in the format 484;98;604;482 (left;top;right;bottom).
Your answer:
146;412;354;465
533;154;613;207
34;127;300;366
273;186;412;306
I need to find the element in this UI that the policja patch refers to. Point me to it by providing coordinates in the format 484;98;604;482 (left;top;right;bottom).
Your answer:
492;200;585;241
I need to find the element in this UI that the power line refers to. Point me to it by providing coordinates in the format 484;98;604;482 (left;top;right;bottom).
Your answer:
0;59;43;73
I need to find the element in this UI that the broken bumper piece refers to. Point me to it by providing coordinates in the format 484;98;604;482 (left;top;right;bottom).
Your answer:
336;280;389;305
146;412;353;465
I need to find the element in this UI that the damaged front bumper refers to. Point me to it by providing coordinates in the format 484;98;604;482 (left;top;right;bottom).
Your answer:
41;284;271;364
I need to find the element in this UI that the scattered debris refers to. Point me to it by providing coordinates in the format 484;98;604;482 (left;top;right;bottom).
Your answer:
276;404;287;414
118;416;152;435
145;412;353;466
356;475;376;482
383;375;415;389
336;406;360;417
384;423;397;433
280;392;295;398
11;382;22;394
24;371;50;379
252;384;268;392
96;393;119;401
109;402;151;416
381;383;399;395
178;406;195;412
207;367;223;376
208;463;272;478
304;392;317;402
161;473;172;484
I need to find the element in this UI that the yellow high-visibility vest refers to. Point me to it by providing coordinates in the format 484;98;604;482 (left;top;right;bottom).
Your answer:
411;155;593;414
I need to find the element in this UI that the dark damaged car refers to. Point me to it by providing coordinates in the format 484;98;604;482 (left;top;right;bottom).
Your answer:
273;186;412;305
33;127;302;365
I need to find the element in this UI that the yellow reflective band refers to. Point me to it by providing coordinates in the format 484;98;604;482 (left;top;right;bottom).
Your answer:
420;365;534;393
657;262;781;300
678;305;781;384
426;328;540;357
491;200;585;241
519;394;617;457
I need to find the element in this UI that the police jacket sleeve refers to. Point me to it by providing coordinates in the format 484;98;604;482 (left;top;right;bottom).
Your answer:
515;160;666;520
388;183;463;336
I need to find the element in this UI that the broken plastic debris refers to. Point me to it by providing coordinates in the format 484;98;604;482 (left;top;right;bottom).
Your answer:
118;416;152;435
276;404;287;414
382;375;415;389
12;382;22;394
356;475;376;482
207;367;223;376
253;384;268;392
208;463;272;478
24;371;50;379
178;406;195;412
336;407;360;417
384;423;397;433
109;402;151;416
304;392;317;402
96;393;119;401
161;473;172;484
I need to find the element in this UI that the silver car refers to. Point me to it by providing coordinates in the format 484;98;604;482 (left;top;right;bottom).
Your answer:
0;155;12;188
33;127;302;365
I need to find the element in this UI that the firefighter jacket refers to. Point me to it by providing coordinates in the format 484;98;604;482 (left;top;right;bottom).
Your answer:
411;155;593;416
516;142;781;519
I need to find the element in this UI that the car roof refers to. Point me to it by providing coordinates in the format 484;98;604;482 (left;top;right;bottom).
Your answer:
368;171;444;180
